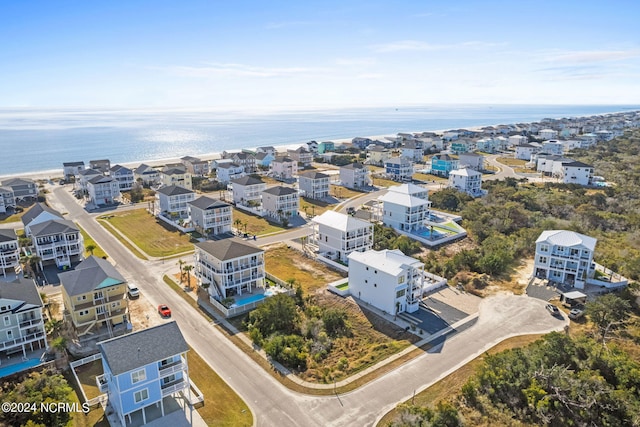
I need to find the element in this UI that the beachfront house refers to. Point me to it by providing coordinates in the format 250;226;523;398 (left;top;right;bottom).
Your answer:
188;196;232;236
310;211;373;265
30;219;84;269
560;161;594;186
154;185;195;220
0;229;19;277
0;187;15;214
110;165;135;191
379;183;432;232
458;152;485;171
318;141;335;154
89;159;111;175
21;203;64;236
261;186;299;221
62;161;85;181
97;321;199;427
160;167;193;190
180;156;210;176
348;249;424;315
270;156;298;180
533;230;596;289
0;178;37;202
298;171;330;200
287;147;313;167
215;163;245;184
87;175;121;206
339;162;370;189
306;141;318;154
0;278;47;361
430;154;459;178
449;168;485;197
230;152;257;174
230;175;266;208
366;144;392;166
385;157;413;182
134;164;160;186
256;146;276;157
59;256;129;337
194;238;265;300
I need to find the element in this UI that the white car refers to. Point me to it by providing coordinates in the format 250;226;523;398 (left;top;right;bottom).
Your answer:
127;283;140;298
569;308;584;319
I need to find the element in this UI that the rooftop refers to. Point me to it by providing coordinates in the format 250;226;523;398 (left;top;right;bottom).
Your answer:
196;238;263;260
59;256;126;296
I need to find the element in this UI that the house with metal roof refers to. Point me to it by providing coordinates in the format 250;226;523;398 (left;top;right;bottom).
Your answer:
310;211;373;265
59;256;129;337
379;184;432;232
194;238;265;300
533;230;596;289
96;321;202;426
449;168;485;197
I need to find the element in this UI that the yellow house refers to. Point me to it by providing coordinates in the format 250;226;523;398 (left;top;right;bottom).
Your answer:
160;167;193;190
59;256;129;337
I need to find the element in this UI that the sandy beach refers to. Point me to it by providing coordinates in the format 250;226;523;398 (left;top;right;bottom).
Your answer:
0;133;398;183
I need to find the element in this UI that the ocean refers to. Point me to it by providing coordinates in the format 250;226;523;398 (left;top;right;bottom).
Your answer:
1;104;638;178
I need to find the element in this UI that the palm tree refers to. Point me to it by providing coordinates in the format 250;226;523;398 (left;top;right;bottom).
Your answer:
183;265;194;290
302;204;309;217
86;244;96;255
234;219;243;235
243;222;248;235
28;255;42;276
177;259;186;283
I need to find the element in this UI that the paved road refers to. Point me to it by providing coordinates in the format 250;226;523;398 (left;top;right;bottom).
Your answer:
483;154;518;181
47;186;567;426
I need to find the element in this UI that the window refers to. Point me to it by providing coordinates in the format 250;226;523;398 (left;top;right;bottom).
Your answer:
396;289;406;298
76;295;87;301
3;316;10;326
398;275;405;284
538;256;547;264
78;310;89;316
134;389;149;403
540;244;549;253
131;369;146;384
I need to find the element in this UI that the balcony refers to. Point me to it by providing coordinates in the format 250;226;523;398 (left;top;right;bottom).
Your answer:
96;374;108;393
0;331;45;350
161;377;187;397
159;359;186;378
19;318;43;329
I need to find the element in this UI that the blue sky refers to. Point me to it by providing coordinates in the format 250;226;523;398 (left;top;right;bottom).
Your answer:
2;0;639;108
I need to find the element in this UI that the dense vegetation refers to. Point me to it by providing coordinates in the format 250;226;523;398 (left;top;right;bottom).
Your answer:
374;224;423;256
426;130;640;283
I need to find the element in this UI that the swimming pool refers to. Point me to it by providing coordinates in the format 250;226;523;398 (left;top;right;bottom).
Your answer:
0;358;42;378
411;228;445;240
234;293;267;307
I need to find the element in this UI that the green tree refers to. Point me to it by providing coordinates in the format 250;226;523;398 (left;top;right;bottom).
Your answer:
183;264;193;289
247;293;299;337
586;293;632;344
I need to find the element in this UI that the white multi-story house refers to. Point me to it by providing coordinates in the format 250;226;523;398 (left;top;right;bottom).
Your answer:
89;159;111;174
256;146;276;157
533;230;596;289
270;157;298;180
379;183;432;232
262;186;299;220
160;167;193;190
134;164;160;186
0;278;47;361
216;163;245;184
508;135;528;147
230;176;266;207
230;152;257;174
0;229;19;277
366;145;392;166
154;185;195;219
449;168;485;197
401;141;424;163
560;161;594;186
458;152;485;171
110;165;135;191
97;321;200;426
287;147;313;167
340;162;370;189
76;168;103;193
194;238;265;300
515;143;540;160
534;154;572;176
541;140;565;156
0;178;37;202
385;157;413;182
180;156;210;176
87;175;121;206
0;186;15;214
298;171;330;200
188;196;232;236
348;249;424;315
30;219;83;269
21;203;64;236
311;211;373;264
538;129;559;140
62;161;85;181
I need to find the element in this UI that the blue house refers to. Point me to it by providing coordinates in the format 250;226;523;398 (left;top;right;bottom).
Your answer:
255;152;275;168
430;154;459;177
385;157;413;182
318;141;335;154
97;321;201;426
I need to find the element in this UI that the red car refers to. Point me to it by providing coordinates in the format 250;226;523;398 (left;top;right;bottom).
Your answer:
158;304;171;318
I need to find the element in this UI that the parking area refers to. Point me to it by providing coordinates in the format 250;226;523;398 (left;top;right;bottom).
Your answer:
400;286;481;334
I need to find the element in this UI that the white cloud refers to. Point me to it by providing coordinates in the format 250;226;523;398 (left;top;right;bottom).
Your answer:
356;73;384;79
370;39;507;53
334;57;377;66
544;49;640;64
166;63;325;78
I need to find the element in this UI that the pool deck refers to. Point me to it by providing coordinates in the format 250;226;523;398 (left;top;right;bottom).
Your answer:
0;349;48;378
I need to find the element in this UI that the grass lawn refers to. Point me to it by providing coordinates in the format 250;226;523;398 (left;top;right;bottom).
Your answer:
264;244;345;293
372;176;399;188
78;225;107;259
73;359;104;400
330;184;365;199
496;156;527;167
413;172;447;183
377;334;544;426
232;208;286;236
300;197;335;217
65;370;110;427
98;209;194;257
187;346;253;427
